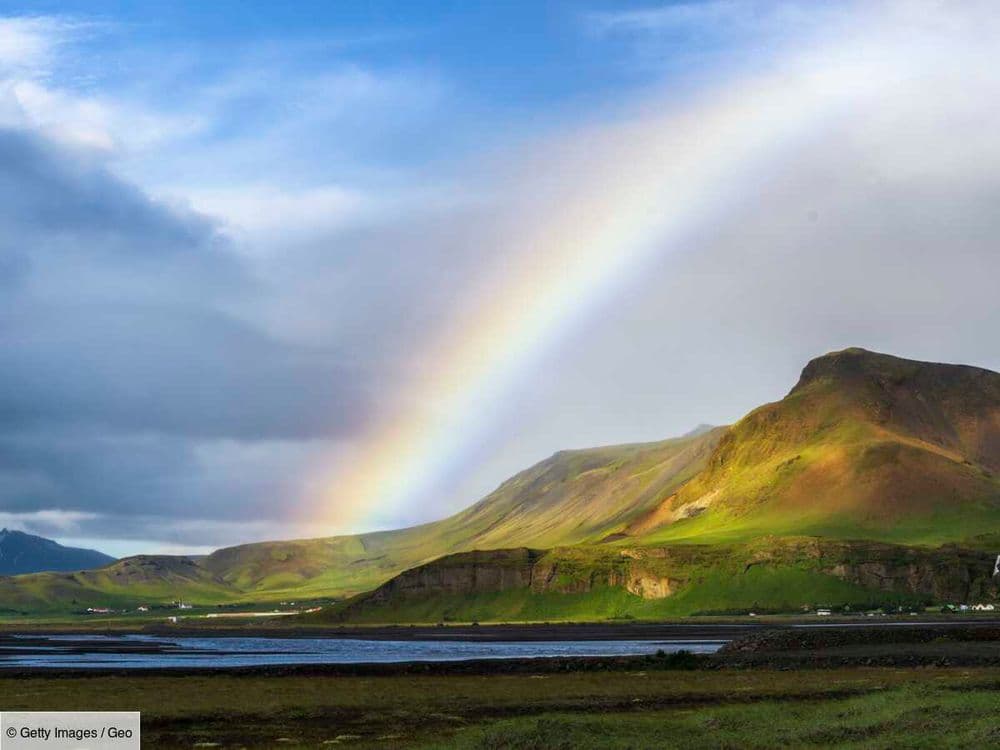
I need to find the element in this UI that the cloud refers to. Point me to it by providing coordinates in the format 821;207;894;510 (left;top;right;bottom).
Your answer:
0;14;457;551
588;0;819;34
0;16;83;72
583;0;860;76
0;126;375;547
0;128;369;438
179;184;372;246
0;17;135;151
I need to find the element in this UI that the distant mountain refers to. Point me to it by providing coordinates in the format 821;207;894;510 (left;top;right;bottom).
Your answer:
628;348;1000;546
0;529;115;575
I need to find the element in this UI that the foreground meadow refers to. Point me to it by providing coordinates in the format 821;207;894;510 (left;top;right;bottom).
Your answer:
2;666;1000;748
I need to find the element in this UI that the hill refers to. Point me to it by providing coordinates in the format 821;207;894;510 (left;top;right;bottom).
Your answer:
200;427;724;597
0;428;723;612
628;348;1000;547
320;538;1000;622
0;555;238;614
318;348;1000;622
0;529;114;575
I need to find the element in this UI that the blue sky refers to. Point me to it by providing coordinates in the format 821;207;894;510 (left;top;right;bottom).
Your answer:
0;1;998;557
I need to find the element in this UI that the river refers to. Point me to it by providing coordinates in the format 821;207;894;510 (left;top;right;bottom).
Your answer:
0;633;728;669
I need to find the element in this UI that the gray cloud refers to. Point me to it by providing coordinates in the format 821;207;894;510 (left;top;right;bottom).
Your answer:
0;129;367;439
0;129;370;544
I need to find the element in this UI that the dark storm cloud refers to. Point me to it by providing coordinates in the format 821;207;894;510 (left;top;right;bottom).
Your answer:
0;130;214;253
0;129;367;440
0;427;319;523
0;129;371;539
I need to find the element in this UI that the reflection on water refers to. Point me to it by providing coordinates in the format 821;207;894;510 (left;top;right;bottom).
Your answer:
0;634;727;669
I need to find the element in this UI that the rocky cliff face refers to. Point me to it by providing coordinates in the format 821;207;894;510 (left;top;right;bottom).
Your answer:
359;547;684;606
347;538;1000;619
364;549;545;603
738;537;1000;603
821;548;998;602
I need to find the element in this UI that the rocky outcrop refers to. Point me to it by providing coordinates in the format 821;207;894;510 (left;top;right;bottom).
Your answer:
364;549;545;603
821;548;999;602
344;538;1000;621
356;547;685;610
740;537;1000;603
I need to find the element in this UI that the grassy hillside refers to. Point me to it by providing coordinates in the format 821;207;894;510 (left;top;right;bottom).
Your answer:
0;430;723;611
0;556;237;614
200;428;724;598
629;348;1000;547
319;536;990;623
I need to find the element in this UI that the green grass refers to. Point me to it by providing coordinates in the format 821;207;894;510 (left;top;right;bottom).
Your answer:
440;684;1000;749
4;666;1000;748
638;503;1000;548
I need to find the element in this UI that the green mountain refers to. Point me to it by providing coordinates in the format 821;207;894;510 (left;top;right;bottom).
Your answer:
321;348;1000;621
0;427;723;612
0;556;235;614
200;426;724;598
629;348;1000;547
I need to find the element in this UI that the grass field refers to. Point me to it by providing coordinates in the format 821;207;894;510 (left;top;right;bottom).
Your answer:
3;666;1000;748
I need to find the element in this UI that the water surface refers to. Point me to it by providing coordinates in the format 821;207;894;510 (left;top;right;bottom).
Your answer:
0;634;727;669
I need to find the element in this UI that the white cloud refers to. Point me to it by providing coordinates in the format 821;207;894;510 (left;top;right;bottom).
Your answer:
0;16;206;154
586;0;847;36
0;509;100;533
0;16;81;73
177;184;371;246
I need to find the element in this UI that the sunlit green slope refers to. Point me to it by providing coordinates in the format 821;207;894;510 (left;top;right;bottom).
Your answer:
200;427;725;597
628;348;1000;547
0;429;723;611
0;556;237;614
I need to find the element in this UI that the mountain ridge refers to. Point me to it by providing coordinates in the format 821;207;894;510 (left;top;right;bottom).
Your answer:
199;426;726;597
627;348;1000;545
0;529;115;576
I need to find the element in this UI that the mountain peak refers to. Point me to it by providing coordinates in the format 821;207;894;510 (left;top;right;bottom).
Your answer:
794;347;911;390
0;530;115;576
791;347;999;398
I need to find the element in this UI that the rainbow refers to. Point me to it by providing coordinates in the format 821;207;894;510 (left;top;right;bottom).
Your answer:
315;17;919;533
